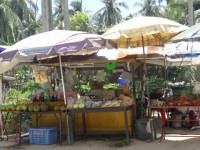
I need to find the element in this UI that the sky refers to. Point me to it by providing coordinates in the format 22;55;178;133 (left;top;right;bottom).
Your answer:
34;0;140;18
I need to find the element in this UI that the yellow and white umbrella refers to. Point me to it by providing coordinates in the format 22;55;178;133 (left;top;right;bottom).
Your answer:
102;16;188;108
102;16;188;48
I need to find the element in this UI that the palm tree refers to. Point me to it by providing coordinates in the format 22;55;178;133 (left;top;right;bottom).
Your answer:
0;0;38;44
0;0;22;44
69;0;82;16
53;0;63;29
188;0;194;26
10;0;38;39
53;0;82;29
134;0;164;17
94;0;129;27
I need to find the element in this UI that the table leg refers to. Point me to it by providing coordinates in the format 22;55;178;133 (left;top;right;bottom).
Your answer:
70;112;74;145
131;107;135;137
124;110;130;145
18;113;22;145
82;113;86;140
59;112;62;145
159;107;166;143
66;113;71;145
36;114;38;127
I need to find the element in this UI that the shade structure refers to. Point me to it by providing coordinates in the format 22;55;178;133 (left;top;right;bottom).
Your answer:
102;16;188;48
0;30;109;106
0;45;10;53
169;22;200;42
164;23;200;61
0;30;107;62
102;16;188;110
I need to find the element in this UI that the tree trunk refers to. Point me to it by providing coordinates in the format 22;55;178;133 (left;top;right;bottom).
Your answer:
63;0;70;30
188;0;194;26
41;0;53;32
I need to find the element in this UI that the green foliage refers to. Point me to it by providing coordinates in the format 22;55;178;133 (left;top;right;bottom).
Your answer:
134;0;164;17
73;80;90;96
20;80;42;94
103;83;119;89
70;12;92;31
168;66;196;84
4;88;31;105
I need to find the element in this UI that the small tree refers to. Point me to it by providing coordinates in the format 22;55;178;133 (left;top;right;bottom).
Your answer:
70;12;92;32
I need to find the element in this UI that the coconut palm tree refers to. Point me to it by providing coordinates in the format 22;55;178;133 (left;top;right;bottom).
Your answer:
53;0;64;29
134;0;164;17
69;0;82;16
94;0;129;27
0;0;22;44
53;0;83;29
0;0;38;44
10;0;38;39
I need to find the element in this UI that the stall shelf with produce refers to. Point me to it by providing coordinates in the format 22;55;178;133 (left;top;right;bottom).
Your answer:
30;101;135;140
149;104;200;143
28;60;137;139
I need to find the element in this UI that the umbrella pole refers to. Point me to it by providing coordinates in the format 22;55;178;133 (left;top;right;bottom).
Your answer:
142;36;147;75
142;36;150;117
59;54;71;145
59;54;67;105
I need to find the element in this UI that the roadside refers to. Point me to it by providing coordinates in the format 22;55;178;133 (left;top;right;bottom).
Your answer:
1;136;200;150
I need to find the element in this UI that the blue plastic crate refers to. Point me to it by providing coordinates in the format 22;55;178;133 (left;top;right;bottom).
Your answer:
29;127;57;145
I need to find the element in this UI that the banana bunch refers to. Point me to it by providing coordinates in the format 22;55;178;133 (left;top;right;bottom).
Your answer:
16;99;30;105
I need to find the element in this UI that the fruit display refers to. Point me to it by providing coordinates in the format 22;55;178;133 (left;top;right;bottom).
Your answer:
0;98;31;111
73;98;85;108
0;104;28;111
53;104;67;111
71;94;135;109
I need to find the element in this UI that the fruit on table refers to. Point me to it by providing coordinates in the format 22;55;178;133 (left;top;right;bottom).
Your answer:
16;99;29;105
73;98;85;108
28;104;34;112
59;104;66;111
33;104;41;112
54;105;59;111
40;102;49;111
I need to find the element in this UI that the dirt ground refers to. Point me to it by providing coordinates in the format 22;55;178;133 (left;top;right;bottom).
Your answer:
1;135;200;150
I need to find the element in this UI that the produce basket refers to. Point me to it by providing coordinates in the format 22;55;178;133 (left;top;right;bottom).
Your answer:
171;86;193;96
29;127;57;145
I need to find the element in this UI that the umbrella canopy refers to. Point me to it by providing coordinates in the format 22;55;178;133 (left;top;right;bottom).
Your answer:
0;30;107;62
0;45;10;53
102;16;188;48
165;23;200;58
169;22;200;42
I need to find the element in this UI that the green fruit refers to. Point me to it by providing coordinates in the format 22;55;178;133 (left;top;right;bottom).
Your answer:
73;104;78;108
59;105;66;111
33;104;40;112
40;103;49;112
54;105;59;111
28;104;34;112
78;103;85;108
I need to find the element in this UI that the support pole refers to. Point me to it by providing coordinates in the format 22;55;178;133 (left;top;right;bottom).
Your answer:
59;54;67;104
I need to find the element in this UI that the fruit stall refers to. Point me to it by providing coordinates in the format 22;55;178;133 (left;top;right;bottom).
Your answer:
149;84;200;141
0;62;136;145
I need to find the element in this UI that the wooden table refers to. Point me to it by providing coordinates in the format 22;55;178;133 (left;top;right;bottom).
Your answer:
66;104;135;145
